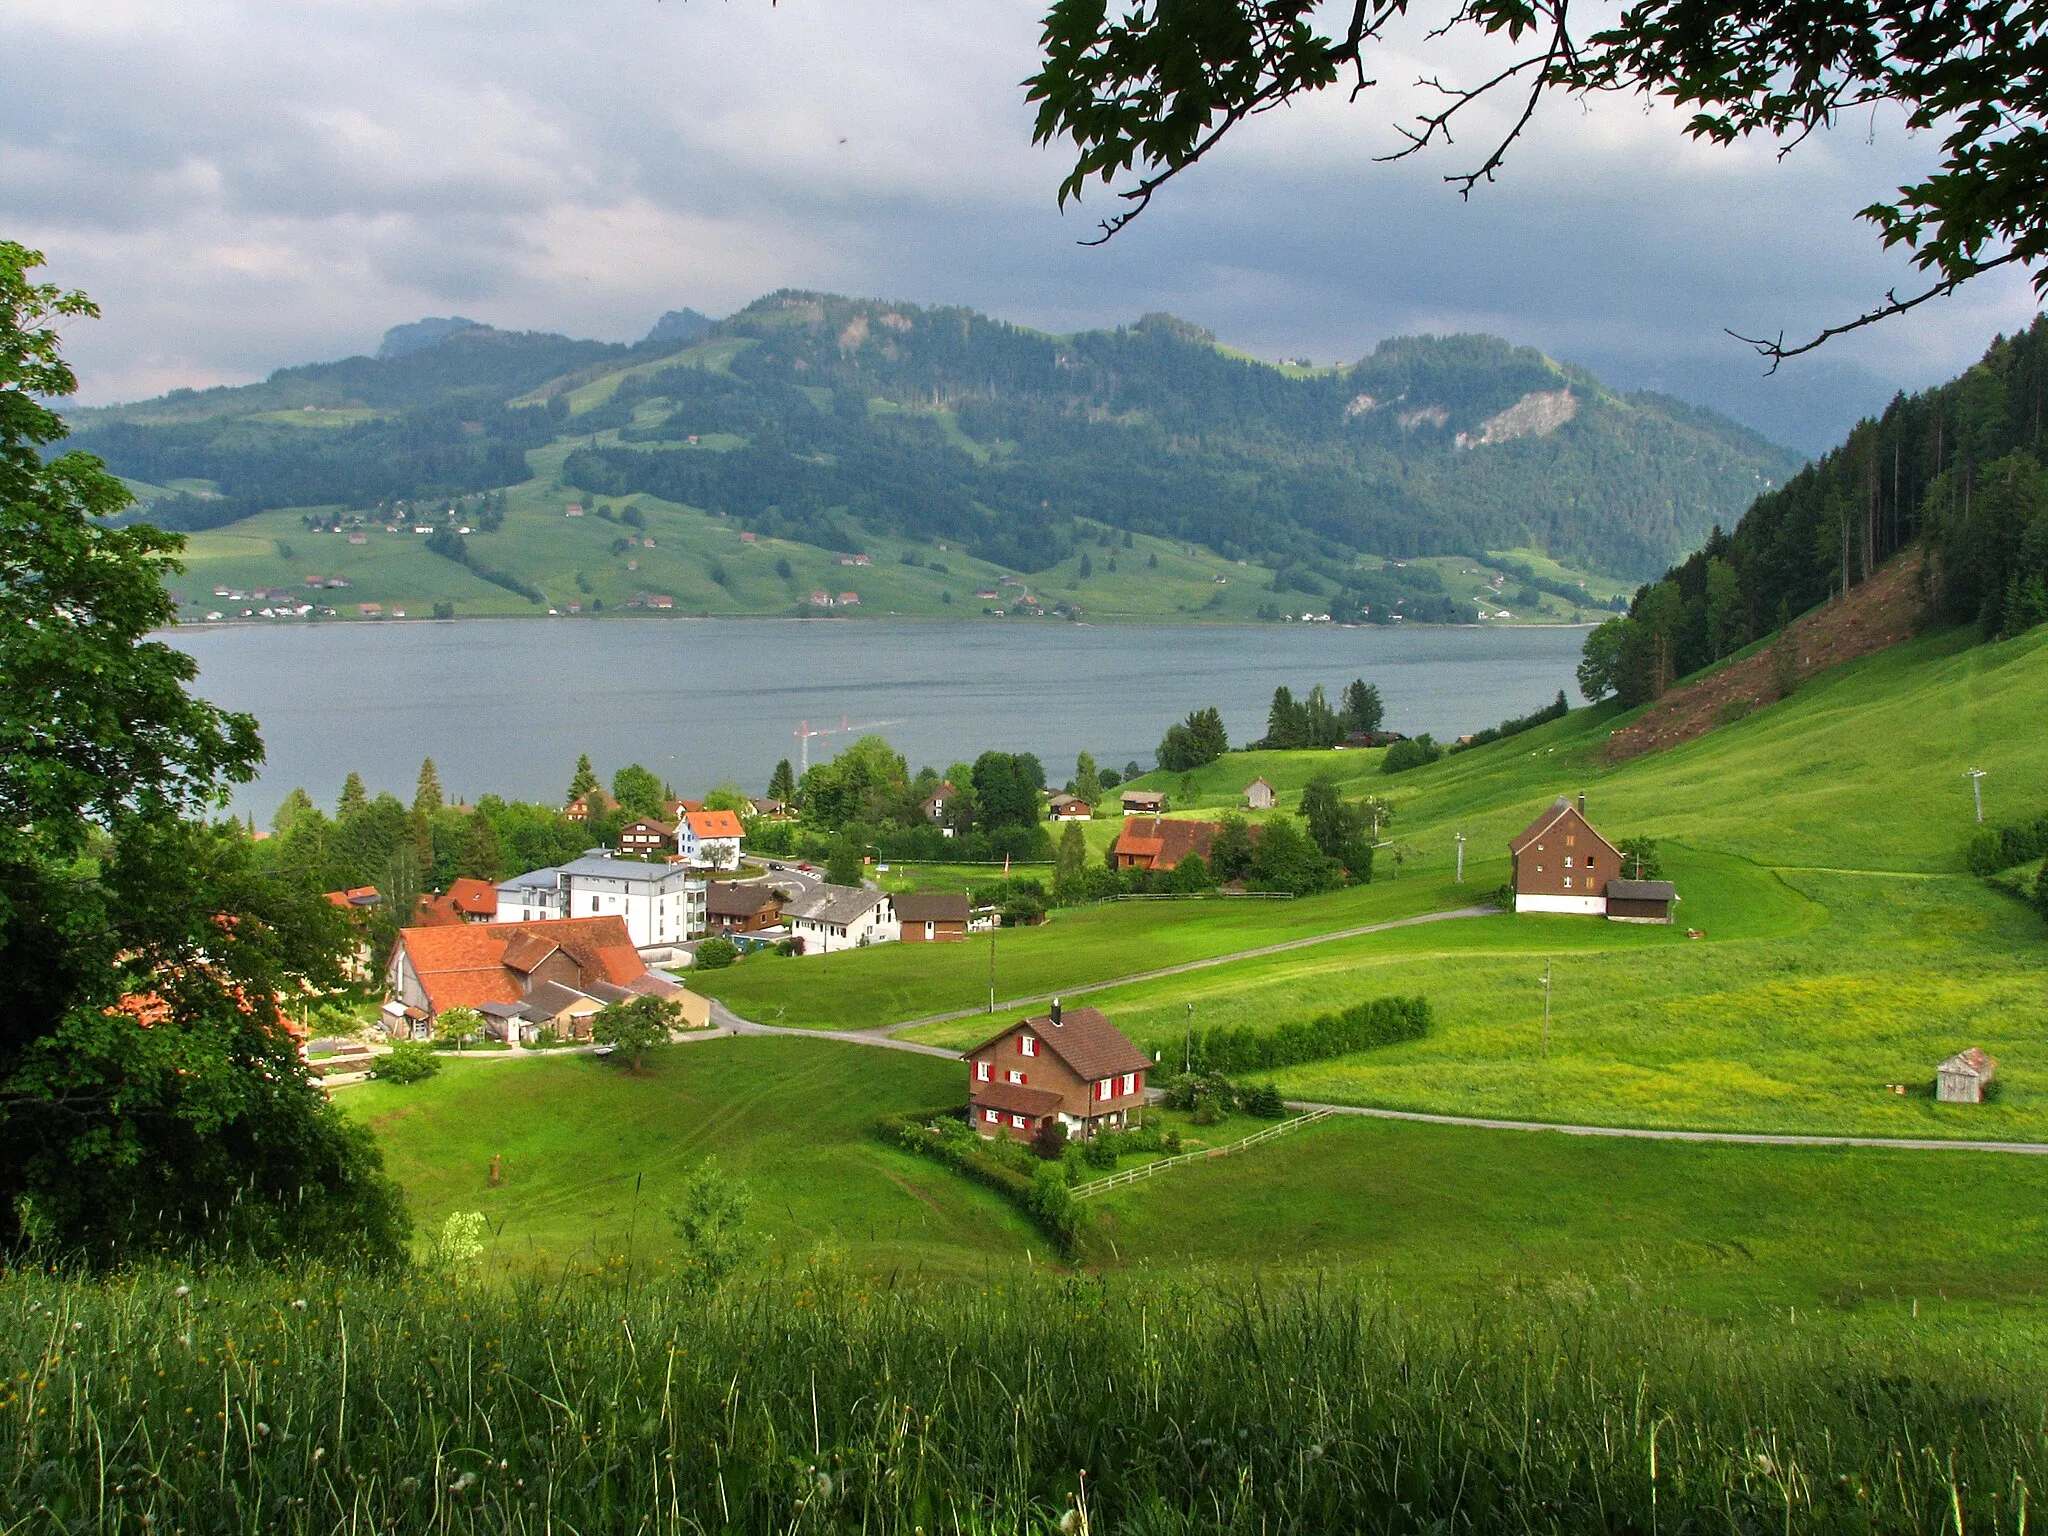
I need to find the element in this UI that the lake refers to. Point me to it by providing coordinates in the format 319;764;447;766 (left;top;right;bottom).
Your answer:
172;618;1590;817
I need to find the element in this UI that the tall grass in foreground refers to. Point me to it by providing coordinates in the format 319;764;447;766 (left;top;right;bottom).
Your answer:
3;1265;2044;1534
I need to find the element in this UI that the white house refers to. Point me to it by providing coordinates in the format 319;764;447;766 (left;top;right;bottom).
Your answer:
679;809;745;869
495;852;707;949
783;883;898;954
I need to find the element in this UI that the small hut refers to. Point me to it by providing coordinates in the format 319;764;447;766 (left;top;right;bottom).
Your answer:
1243;777;1276;810
1937;1048;1998;1103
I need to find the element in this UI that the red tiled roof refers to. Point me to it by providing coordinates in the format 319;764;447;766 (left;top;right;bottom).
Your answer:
397;916;647;1017
445;878;498;916
1113;816;1218;871
324;886;380;908
413;893;466;927
686;809;745;839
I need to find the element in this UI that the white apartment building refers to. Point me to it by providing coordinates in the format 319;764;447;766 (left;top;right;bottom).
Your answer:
494;852;707;949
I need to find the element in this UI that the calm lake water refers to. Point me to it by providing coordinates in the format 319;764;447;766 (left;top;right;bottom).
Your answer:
172;618;1589;817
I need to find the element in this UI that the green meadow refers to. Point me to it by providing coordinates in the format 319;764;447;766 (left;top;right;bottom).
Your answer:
344;1036;2048;1315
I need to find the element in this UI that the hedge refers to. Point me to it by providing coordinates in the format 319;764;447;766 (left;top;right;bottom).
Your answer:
1966;813;2048;876
1188;996;1431;1075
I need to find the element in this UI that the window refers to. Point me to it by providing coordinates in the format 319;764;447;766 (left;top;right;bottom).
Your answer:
1563;876;1572;889
976;1060;991;1082
1586;857;1595;869
1007;1069;1025;1085
1011;1114;1027;1129
1564;856;1573;868
1121;1072;1136;1095
1019;1035;1037;1057
983;1108;999;1123
1097;1079;1113;1101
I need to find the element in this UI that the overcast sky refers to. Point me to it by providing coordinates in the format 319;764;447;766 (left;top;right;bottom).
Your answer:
7;0;2039;450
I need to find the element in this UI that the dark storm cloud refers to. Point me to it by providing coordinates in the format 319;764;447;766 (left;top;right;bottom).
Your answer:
5;0;2034;444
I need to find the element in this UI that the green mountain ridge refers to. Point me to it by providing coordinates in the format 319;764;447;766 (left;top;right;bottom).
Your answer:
66;293;1805;622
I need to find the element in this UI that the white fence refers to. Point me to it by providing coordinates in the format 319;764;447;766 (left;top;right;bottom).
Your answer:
1070;1109;1333;1199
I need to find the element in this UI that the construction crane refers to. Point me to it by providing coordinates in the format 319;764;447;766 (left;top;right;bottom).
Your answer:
794;716;903;771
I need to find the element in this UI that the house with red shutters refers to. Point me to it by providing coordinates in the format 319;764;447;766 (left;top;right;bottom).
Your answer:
964;1000;1151;1142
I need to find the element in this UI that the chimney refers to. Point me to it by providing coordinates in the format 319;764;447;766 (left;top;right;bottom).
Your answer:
1577;792;1586;816
1050;997;1063;1027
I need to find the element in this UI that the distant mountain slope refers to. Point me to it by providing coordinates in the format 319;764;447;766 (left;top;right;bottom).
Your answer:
65;293;1803;582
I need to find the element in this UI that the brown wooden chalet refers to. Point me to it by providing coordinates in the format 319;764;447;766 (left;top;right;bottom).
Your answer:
964;1000;1151;1141
706;880;784;934
895;891;970;942
1113;816;1219;872
1509;795;1674;920
618;816;676;856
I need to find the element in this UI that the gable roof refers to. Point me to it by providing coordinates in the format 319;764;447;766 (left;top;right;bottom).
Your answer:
1113;816;1218;870
965;1005;1152;1082
1122;788;1166;806
783;882;890;925
445;877;498;916
397;915;648;1016
1245;777;1274;793
707;880;782;918
1941;1047;1997;1078
1510;797;1624;859
894;892;970;923
685;809;746;839
1606;878;1676;902
619;816;676;837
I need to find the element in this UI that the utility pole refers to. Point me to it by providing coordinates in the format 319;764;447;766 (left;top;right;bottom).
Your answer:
1540;958;1553;1059
987;922;997;1015
1454;833;1465;884
1965;768;1987;823
1183;1002;1194;1074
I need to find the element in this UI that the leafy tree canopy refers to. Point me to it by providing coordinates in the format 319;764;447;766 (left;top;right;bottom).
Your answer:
1027;0;2048;355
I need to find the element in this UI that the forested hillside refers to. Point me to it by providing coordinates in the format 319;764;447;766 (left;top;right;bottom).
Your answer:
68;293;1801;591
1583;317;2048;704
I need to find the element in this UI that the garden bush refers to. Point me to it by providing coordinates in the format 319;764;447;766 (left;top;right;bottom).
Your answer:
694;936;741;970
1966;812;2048;875
374;1040;440;1084
1381;734;1444;774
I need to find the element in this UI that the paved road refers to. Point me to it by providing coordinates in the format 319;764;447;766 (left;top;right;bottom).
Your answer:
1291;1100;2048;1156
873;905;1504;1034
706;998;962;1060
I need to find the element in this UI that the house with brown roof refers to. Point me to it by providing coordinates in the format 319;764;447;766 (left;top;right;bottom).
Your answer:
895;891;970;942
920;782;958;834
617;816;676;856
1113;816;1219;873
706;880;785;935
1121;789;1167;815
565;789;616;823
964;1000;1151;1142
1047;793;1092;822
1509;795;1676;921
383;915;683;1042
679;808;745;868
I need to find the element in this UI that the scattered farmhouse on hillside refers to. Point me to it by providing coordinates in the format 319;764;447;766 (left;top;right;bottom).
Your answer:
895;891;970;942
1114;816;1219;873
705;880;785;935
1509;796;1675;922
1243;776;1276;809
921;782;958;836
564;789;616;823
1121;789;1167;815
679;809;745;869
493;852;707;949
1047;793;1092;821
783;883;898;953
384;915;697;1043
965;1000;1150;1142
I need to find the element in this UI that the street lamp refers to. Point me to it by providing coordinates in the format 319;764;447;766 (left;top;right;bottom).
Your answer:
1965;768;1987;823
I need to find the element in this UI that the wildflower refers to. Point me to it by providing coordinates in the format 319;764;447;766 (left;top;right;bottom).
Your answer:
71;1322;83;1332
290;1299;307;1311
397;1477;420;1496
256;1423;271;1437
312;1448;326;1463
449;1471;477;1495
173;1286;191;1299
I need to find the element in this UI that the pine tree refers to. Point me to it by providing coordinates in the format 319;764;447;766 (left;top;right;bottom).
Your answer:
413;757;444;815
459;809;503;883
768;759;796;804
271;786;316;836
1340;679;1384;736
1265;686;1301;749
338;771;368;819
568;753;599;802
1079;552;1093;579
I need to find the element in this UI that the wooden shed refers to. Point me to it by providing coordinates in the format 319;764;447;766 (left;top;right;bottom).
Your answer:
1937;1048;1998;1103
1243;777;1277;809
1604;877;1677;924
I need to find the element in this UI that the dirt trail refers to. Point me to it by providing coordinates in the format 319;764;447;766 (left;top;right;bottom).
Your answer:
1606;550;1923;763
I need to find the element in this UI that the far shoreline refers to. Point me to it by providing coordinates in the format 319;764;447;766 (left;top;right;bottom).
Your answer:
163;612;1603;636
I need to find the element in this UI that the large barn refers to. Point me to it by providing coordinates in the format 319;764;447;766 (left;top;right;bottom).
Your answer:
1509;796;1675;922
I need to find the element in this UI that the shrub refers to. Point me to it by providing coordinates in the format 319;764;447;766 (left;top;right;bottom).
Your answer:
1026;1162;1085;1247
1031;1119;1068;1161
1381;734;1444;774
376;1040;440;1084
695;935;741;969
1243;1083;1287;1118
1965;813;2048;875
1616;837;1664;880
881;1113;1085;1253
1081;1134;1118;1169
